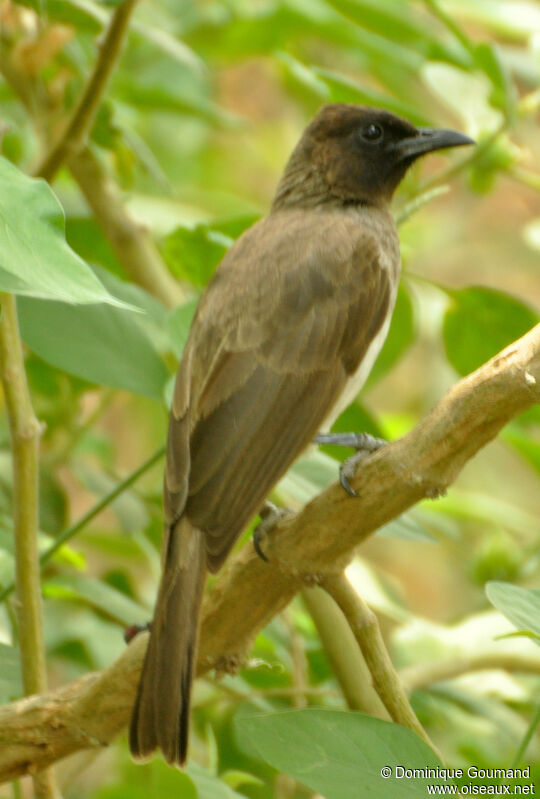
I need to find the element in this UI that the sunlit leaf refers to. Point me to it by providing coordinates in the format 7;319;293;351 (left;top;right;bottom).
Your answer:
442;286;538;376
0;158;131;307
235;708;442;798
43;574;148;626
17;290;169;399
486;582;540;644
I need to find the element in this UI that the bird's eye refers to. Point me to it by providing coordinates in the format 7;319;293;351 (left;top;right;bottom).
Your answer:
361;123;383;142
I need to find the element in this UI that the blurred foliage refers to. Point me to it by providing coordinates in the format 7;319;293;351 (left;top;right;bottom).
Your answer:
1;0;540;797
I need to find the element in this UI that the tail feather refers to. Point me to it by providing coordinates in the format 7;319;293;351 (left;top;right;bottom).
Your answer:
129;517;206;765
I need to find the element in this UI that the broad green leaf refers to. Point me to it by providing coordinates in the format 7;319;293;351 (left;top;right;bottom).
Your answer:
43;574;148;626
442;286;538;376
235;709;442;798
65;217;123;276
325;0;471;67
112;76;241;128
474;42;515;118
368;281;416;385
162;224;232;287
0;158;130;307
17;291;170;399
91;753;198;799
187;762;248;799
486;582;540;644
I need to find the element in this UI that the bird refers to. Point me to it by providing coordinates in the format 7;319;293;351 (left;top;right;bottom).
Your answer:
129;103;473;766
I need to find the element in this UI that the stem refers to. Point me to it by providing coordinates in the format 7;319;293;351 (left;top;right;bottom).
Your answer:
0;446;165;604
36;0;139;182
511;702;540;769
68;147;186;308
0;295;61;799
302;586;389;718
401;652;540;693
282;607;307;708
322;571;440;758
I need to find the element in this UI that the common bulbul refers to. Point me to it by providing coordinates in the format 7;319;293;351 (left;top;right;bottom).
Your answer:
129;103;473;765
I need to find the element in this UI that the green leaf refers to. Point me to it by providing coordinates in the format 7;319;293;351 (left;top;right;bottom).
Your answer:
325;0;471;68
17;291;169;400
442;286;539;376
235;709;442;799
0;157;130;307
314;68;430;126
43;574;148;626
187;762;248;799
474;42;515;119
486;582;540;644
162;224;231;287
91;755;198;799
368;281;416;385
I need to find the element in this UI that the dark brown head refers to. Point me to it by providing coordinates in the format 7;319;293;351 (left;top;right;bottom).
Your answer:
272;104;473;210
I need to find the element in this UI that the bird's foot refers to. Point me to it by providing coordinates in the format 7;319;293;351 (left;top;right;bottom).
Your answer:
253;501;293;562
315;431;387;497
124;621;152;645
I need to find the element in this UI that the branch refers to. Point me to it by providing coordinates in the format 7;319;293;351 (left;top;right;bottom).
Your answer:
0;32;186;310
0;295;61;798
400;652;540;693
321;573;438;755
36;0;138;182
68;147;186;308
302;586;389;718
0;324;539;781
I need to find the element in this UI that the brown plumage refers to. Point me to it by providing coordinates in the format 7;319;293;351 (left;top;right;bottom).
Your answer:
129;103;473;765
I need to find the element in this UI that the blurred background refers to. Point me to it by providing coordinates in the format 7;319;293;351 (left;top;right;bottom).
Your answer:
1;0;540;796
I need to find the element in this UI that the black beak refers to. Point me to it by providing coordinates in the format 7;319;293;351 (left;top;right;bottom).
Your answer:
394;127;475;161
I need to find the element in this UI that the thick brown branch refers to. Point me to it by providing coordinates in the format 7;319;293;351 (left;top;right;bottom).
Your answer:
0;324;539;782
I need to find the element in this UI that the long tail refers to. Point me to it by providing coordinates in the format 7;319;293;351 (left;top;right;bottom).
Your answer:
129;517;206;765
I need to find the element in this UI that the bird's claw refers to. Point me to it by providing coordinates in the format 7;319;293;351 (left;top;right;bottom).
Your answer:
253;502;292;563
316;431;387;498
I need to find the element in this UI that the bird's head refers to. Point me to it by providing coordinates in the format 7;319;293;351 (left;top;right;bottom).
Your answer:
273;104;474;210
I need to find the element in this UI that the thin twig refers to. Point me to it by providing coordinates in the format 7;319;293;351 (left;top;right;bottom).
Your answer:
322;571;440;756
0;294;61;799
512;703;540;769
400;652;540;693
36;0;138;182
0;37;186;310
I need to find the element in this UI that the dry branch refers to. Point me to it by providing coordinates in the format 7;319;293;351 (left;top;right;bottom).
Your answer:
0;324;539;782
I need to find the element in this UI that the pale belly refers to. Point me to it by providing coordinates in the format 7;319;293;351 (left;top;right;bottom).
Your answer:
319;292;396;433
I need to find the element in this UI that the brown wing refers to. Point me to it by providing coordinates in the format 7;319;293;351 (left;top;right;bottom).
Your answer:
164;208;396;572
